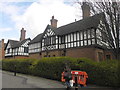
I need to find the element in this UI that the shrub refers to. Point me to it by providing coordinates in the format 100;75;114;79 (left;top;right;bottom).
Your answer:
31;57;75;80
2;59;35;74
2;57;119;87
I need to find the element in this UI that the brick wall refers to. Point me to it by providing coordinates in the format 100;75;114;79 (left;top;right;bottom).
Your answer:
40;47;116;61
40;47;100;61
14;56;29;59
104;50;116;60
41;50;61;58
29;53;42;59
5;56;29;59
66;47;96;61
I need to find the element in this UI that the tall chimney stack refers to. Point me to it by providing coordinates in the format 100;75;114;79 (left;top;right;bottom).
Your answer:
50;16;58;28
20;28;26;41
0;39;5;60
2;39;5;59
81;2;90;19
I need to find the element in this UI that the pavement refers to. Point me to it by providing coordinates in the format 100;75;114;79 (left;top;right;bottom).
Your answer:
2;70;65;88
2;70;116;90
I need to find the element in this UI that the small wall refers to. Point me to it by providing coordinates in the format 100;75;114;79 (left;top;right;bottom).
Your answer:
29;53;42;59
14;56;29;59
41;50;60;58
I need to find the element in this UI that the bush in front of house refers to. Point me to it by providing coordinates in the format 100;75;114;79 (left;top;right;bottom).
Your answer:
2;57;119;87
2;58;35;74
30;57;76;80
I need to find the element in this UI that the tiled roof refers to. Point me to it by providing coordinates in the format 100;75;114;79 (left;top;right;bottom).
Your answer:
9;40;19;48
29;13;104;44
13;38;31;48
53;13;104;35
5;38;31;49
29;33;43;44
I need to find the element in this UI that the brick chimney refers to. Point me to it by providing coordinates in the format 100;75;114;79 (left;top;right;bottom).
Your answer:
0;39;5;60
81;2;90;19
2;39;5;59
20;28;26;41
50;16;58;28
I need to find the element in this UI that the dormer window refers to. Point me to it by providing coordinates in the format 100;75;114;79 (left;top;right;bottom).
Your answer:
61;36;65;44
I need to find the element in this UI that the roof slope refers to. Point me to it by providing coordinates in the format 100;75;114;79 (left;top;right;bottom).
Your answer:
14;38;31;48
29;33;43;44
5;38;31;49
29;25;55;44
9;40;19;48
54;13;104;35
28;13;105;45
4;40;19;49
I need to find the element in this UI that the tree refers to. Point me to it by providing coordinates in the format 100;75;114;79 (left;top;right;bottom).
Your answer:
76;0;120;60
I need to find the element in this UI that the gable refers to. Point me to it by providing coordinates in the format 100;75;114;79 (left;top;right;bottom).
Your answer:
43;29;55;38
6;42;11;49
21;39;31;47
42;25;56;39
5;40;19;50
43;28;55;38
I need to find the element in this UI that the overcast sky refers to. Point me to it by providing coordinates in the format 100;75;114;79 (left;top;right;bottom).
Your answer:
0;0;83;43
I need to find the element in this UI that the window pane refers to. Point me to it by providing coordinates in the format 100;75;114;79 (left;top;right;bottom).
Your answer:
77;42;80;46
88;40;91;45
71;43;73;47
81;41;83;46
68;43;70;48
91;29;95;38
61;37;65;44
77;32;79;40
80;32;83;40
65;35;67;43
74;42;76;47
24;47;28;53
84;40;87;46
71;34;73;42
84;31;87;39
66;44;68;48
68;35;70;42
92;39;95;44
88;30;90;39
74;33;76;41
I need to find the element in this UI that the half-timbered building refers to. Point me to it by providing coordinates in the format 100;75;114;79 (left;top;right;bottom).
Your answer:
5;28;31;59
29;3;115;61
5;38;31;59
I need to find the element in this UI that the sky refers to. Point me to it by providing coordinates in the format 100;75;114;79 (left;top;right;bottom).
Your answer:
0;0;83;43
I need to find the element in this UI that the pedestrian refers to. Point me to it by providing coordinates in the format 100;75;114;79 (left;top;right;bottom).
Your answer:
63;65;72;88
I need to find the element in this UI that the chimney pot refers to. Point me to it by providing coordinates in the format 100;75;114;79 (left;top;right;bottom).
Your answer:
50;16;58;28
52;16;54;19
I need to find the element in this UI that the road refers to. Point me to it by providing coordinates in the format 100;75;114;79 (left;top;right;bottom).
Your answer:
2;72;36;88
2;71;116;90
2;71;66;90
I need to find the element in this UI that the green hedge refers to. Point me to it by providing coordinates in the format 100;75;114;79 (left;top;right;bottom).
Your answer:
2;57;119;87
2;59;35;74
